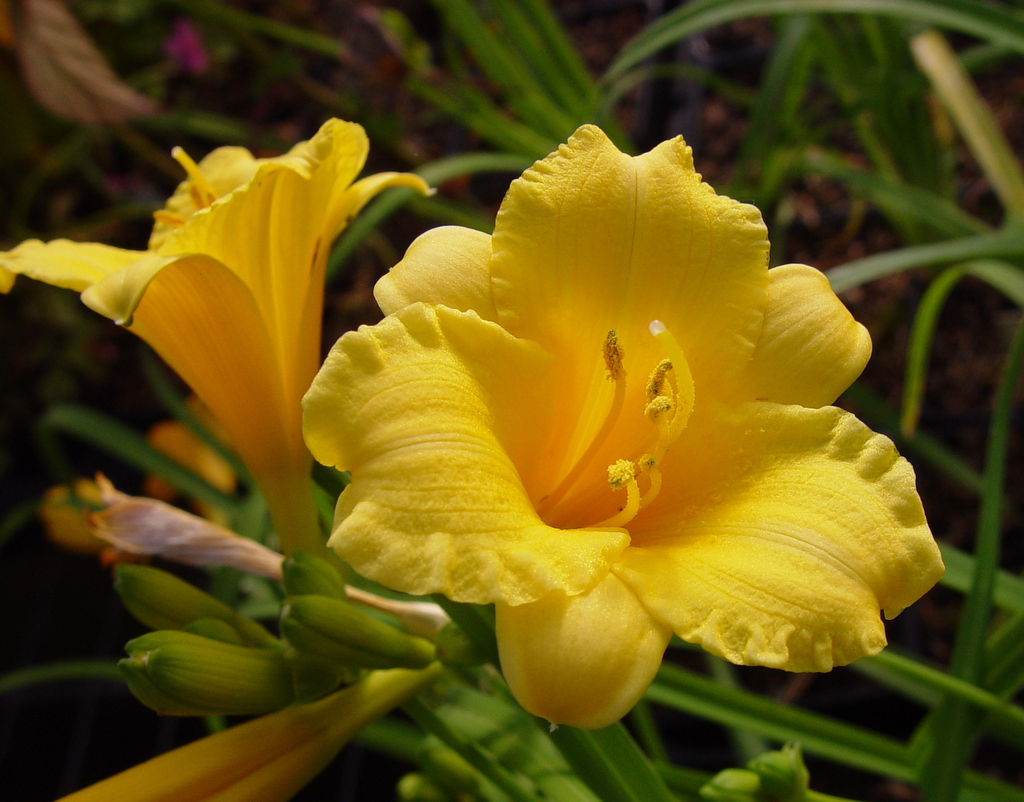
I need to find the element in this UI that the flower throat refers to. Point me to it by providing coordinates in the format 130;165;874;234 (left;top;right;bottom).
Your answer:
537;320;694;529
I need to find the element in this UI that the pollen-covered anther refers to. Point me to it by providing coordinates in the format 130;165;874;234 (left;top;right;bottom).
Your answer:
645;395;673;422
171;146;219;210
603;330;625;382
645;359;673;401
639;454;657;472
594;460;640;529
607;459;636;490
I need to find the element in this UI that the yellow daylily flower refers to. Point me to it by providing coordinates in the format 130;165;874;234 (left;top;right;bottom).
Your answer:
1;119;430;556
303;125;944;729
58;664;442;802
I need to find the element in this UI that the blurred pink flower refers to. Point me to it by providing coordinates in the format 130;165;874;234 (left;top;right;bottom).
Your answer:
164;18;208;75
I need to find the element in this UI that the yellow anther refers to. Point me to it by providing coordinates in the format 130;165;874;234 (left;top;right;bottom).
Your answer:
639;454;656;472
603;330;625;382
171;146;219;210
646;359;673;402
648;320;695;435
153;209;187;228
607;459;636;491
645;395;673;422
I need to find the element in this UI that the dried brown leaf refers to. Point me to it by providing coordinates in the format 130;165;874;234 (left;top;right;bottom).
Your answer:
15;0;158;125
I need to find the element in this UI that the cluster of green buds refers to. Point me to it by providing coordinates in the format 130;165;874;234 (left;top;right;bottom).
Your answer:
699;744;811;802
397;742;483;802
114;552;439;716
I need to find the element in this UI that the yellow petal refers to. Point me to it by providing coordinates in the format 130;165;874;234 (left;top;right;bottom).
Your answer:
0;265;15;293
302;302;629;605
617;402;942;672
374;225;497;320
58;665;442;802
734;264;872;407
0;238;144;292
496;571;671;729
149;146;261;250
156;119;427;413
491;124;769;405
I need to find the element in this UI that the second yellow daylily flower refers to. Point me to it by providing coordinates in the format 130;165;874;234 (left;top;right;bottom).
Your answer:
1;119;429;555
58;664;442;802
303;125;944;729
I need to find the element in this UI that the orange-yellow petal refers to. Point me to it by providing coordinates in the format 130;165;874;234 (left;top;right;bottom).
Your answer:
617;402;942;672
58;665;442;802
302;302;629;605
496;571;671;729
0;238;144;292
734;264;872;408
374;226;497;320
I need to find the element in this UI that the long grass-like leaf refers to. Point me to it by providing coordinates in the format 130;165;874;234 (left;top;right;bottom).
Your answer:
901;265;966;437
606;0;1024;84
918;315;1024;799
547;723;679;802
912;29;1024;218
826;233;1024;293
328;151;534;280
804;150;990;238
40;403;242;517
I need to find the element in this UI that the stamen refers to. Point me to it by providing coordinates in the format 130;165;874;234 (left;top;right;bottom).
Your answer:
648;320;695;435
537;331;627;518
638;455;663;510
593;461;640;528
646;359;673;402
171;146;218;210
153;209;187;228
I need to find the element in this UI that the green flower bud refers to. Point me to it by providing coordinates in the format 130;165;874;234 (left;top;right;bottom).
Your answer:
699;768;766;802
281;594;436;669
747;744;809;802
282;551;348;599
434;622;487;667
397;773;452;802
182;617;246;645
119;630;293;715
417;745;480;796
285;651;357;704
114;564;279;649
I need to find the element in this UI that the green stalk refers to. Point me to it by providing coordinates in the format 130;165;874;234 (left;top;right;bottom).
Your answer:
0;660;123;694
403;696;542;802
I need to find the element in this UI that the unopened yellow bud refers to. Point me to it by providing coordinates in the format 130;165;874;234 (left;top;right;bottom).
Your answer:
120;630;293;716
114;564;279;649
281;595;436;669
282;551;348;599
